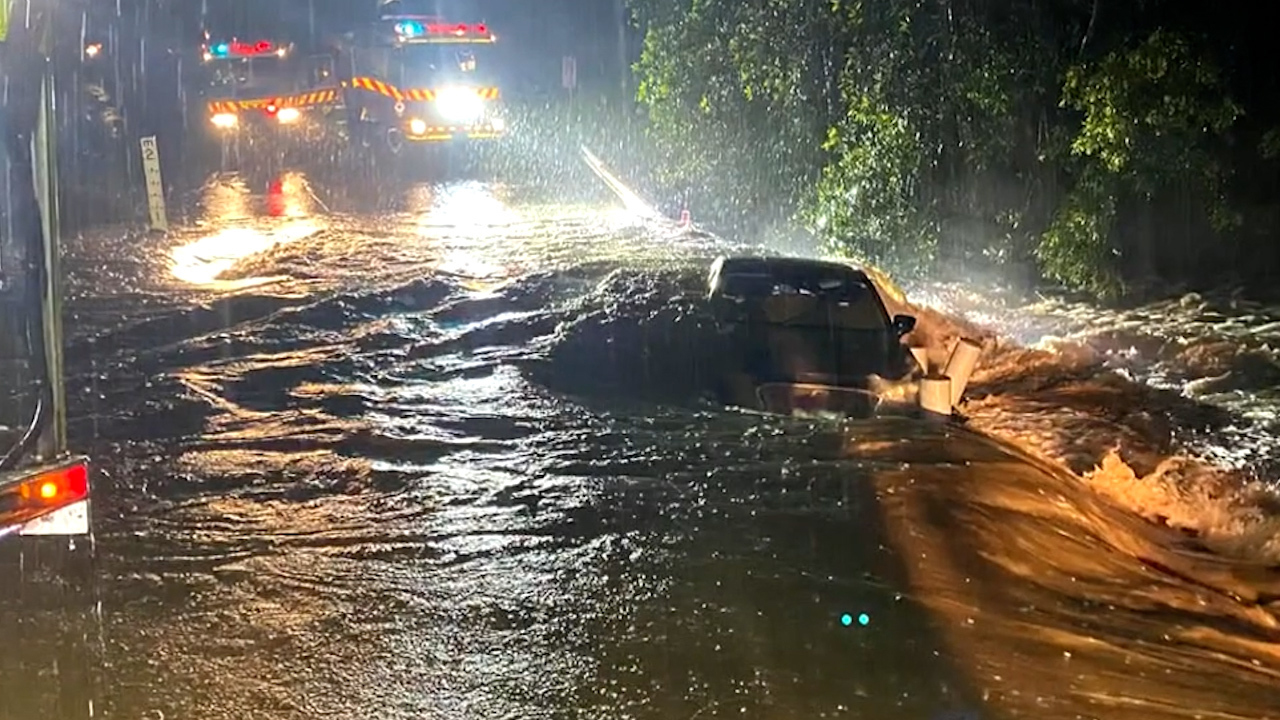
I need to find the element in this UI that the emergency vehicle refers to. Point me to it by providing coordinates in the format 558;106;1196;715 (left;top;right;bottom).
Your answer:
338;12;507;153
196;36;339;136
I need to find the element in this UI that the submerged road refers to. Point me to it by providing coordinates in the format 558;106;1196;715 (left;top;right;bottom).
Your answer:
2;171;1279;720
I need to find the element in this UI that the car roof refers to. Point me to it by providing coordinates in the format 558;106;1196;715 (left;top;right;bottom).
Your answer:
714;256;872;281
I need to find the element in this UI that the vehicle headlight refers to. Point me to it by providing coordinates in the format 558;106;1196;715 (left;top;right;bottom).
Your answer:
210;112;238;129
489;116;505;132
276;107;301;124
435;87;483;123
408;118;427;135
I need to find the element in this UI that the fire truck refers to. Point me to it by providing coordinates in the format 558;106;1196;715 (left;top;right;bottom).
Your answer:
336;10;508;155
194;36;339;146
188;4;509;165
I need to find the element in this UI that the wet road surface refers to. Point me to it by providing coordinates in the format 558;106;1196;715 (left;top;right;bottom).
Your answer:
3;171;1280;720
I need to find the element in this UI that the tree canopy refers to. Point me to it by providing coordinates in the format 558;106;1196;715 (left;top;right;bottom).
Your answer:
627;0;1272;298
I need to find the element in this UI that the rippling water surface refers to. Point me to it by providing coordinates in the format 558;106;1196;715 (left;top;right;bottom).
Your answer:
2;168;1279;720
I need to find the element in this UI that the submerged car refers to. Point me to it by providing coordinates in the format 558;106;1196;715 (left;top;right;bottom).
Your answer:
706;255;920;416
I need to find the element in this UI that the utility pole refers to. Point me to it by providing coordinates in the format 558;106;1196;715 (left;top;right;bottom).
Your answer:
34;48;67;458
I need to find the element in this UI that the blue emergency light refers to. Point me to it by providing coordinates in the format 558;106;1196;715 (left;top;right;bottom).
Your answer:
394;20;424;37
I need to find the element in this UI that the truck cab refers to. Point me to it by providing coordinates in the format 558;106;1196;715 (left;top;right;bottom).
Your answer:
342;15;507;150
197;38;309;132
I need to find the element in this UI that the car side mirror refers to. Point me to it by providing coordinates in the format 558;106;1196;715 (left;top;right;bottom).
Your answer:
891;314;916;337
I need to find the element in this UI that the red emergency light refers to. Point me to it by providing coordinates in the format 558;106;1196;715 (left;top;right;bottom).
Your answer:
390;18;492;40
208;40;277;58
428;23;487;35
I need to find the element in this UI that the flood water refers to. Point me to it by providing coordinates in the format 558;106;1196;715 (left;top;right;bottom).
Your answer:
2;169;1279;720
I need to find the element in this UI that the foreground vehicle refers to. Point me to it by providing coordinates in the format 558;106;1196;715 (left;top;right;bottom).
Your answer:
0;0;96;587
706;256;920;416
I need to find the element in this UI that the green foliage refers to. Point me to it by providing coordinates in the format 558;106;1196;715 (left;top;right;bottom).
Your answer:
1261;127;1280;160
630;0;840;235
628;0;1253;296
1036;167;1122;298
804;99;937;275
1062;31;1239;180
1041;30;1241;288
803;0;1034;277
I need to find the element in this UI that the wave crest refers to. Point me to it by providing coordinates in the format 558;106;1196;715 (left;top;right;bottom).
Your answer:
871;275;1280;565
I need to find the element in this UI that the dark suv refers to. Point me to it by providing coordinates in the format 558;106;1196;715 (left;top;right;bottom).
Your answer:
707;256;919;415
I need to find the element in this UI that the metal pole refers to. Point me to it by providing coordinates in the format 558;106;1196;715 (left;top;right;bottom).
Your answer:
33;59;66;458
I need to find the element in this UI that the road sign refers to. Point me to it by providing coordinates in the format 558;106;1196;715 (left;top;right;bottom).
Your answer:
562;55;576;91
139;136;168;232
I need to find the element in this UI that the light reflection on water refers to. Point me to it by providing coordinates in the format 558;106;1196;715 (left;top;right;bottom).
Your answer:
170;174;322;287
170;223;321;286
